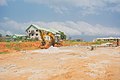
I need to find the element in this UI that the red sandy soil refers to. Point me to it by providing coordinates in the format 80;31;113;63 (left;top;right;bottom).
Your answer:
0;46;120;80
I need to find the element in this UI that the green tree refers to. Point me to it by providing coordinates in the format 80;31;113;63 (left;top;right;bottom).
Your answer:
59;31;66;40
0;33;2;37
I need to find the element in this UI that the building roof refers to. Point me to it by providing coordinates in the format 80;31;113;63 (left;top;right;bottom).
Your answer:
26;24;46;31
26;24;60;34
49;28;60;34
13;34;27;37
96;37;120;40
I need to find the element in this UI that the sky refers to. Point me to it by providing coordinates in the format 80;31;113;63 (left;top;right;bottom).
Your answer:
0;0;120;41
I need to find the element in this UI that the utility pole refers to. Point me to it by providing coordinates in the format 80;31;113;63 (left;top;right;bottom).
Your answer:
117;39;119;46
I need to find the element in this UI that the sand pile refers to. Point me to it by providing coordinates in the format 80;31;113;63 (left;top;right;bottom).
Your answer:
32;46;73;54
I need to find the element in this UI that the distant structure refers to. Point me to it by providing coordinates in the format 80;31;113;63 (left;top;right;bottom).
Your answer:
4;34;27;42
93;37;120;42
12;34;27;41
93;37;120;46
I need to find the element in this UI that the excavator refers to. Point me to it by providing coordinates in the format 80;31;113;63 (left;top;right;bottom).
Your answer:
39;30;62;49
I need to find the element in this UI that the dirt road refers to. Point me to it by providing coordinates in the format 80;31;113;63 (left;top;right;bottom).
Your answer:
0;46;120;80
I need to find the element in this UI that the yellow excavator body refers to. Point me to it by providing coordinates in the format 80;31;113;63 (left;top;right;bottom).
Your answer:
39;30;61;49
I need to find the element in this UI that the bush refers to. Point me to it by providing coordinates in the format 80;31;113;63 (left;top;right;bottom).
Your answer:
0;37;6;42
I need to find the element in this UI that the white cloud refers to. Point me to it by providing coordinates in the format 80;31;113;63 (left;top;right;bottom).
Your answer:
0;18;120;36
0;0;16;6
0;29;6;35
0;0;7;6
0;17;27;35
24;0;120;15
6;30;12;35
109;4;120;13
0;29;13;36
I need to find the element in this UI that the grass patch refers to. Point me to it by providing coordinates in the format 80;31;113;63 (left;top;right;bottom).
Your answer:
63;40;93;46
6;43;11;48
14;47;21;51
0;52;9;54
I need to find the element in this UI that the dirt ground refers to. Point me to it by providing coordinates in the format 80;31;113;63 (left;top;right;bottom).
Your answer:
0;46;120;80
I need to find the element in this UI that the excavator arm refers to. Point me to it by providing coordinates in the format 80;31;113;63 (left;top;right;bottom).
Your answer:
39;30;54;49
39;30;46;46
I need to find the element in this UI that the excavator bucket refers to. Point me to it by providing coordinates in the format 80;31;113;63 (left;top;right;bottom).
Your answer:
40;42;51;49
